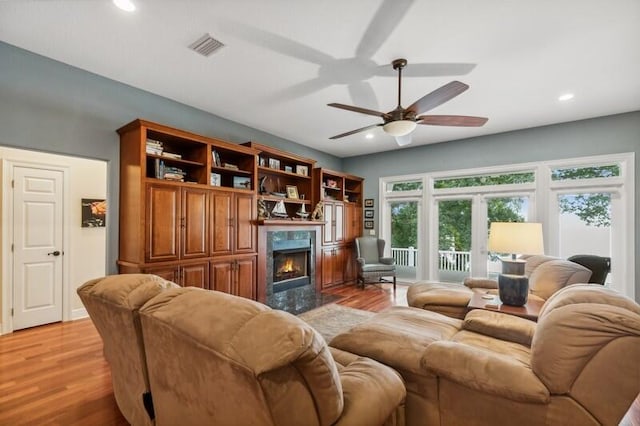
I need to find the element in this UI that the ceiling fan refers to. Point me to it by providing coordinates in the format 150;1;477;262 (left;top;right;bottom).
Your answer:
328;59;488;146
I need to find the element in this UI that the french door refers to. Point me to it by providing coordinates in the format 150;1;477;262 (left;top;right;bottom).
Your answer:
384;199;421;281
433;193;533;282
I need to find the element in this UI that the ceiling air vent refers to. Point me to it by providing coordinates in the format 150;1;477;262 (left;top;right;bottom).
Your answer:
188;33;224;57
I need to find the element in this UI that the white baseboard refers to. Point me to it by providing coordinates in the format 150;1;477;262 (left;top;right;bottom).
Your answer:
72;307;88;320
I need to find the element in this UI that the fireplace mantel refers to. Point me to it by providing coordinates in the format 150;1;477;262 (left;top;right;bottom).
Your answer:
257;219;324;226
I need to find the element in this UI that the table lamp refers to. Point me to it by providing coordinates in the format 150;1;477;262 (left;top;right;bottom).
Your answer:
488;222;544;306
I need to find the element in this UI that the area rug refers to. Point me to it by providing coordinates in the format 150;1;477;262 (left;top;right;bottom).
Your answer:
298;304;375;342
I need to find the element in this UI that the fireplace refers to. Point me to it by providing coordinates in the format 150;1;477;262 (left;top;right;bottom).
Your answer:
272;239;311;293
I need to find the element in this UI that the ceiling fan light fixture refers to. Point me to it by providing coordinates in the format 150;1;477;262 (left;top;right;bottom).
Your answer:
113;0;136;12
383;120;417;137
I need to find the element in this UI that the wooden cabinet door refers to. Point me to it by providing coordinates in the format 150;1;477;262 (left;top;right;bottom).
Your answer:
323;202;334;244
182;262;209;288
146;184;180;262
210;259;233;293
334;203;344;243
235;256;256;299
344;204;361;242
143;264;180;283
210;191;233;256
321;247;335;288
343;244;356;283
333;246;345;284
234;194;256;254
181;188;209;259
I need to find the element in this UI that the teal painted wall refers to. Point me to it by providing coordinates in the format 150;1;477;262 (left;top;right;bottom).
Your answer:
343;111;640;299
0;41;342;274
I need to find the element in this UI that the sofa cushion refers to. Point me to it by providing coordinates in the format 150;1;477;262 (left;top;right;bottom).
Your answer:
528;260;592;300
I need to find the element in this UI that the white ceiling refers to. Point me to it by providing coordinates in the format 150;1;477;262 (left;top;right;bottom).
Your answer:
1;0;639;158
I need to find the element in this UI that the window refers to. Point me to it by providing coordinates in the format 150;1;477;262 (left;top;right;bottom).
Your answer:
434;172;534;189
551;164;620;181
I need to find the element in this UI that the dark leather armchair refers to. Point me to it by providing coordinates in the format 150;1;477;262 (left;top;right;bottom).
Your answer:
355;237;396;290
567;254;611;284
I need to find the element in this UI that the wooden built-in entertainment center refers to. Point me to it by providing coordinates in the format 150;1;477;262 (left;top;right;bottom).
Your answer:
116;119;363;302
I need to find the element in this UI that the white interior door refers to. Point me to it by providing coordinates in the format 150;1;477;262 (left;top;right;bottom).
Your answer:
12;166;64;330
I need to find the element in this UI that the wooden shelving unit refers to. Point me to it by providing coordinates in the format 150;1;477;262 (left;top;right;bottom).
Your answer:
243;141;316;221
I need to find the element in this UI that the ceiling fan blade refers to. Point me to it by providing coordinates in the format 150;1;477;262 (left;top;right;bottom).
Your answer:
375;63;476;77
395;134;413;146
417;115;488;127
355;0;415;59
328;103;390;119
329;124;382;140
406;81;469;115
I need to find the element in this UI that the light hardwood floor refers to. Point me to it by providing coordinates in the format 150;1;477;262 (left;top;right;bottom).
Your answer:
0;283;637;425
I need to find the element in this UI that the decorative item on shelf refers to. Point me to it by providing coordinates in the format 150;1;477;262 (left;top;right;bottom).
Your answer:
311;201;324;221
210;173;221;186
364;220;374;229
296;165;308;176
268;158;280;170
270;177;286;197
212;150;221;167
223;163;239;170
325;179;338;188
284;165;293;173
286;185;299;199
259;176;268;194
271;199;288;218
259;156;266;167
296;202;309;219
488;222;544;306
257;196;270;220
364;198;374;207
364;209;374;219
233;176;251;189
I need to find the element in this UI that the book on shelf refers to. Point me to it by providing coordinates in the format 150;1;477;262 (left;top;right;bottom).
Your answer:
161;152;182;159
212;150;221;167
223;163;239;170
154;158;165;179
146;139;163;155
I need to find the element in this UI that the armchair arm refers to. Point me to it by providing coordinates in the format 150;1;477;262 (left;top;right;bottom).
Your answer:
464;277;498;289
333;357;406;426
463;310;536;346
379;257;395;265
356;257;366;267
422;341;549;403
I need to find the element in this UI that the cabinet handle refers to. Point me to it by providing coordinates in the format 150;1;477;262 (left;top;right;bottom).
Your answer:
180;217;185;228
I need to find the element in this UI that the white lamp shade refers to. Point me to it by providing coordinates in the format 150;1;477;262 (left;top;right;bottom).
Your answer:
383;120;417;137
488;222;544;255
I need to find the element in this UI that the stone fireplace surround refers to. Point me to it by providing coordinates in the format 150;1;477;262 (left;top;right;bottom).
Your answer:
257;223;339;314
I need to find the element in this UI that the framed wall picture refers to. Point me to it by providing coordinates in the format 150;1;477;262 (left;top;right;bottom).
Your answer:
364;220;374;229
286;185;299;199
284;165;293;173
296;165;308;176
364;198;374;208
364;209;374;219
81;198;106;227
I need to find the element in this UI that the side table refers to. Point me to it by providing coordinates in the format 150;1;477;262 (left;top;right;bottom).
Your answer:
467;292;543;322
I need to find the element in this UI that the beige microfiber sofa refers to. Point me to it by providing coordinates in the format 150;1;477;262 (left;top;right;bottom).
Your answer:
331;284;640;426
77;274;178;425
407;255;592;319
79;275;405;426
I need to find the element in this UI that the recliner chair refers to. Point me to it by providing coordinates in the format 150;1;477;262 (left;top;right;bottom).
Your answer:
567;254;611;284
355;236;397;291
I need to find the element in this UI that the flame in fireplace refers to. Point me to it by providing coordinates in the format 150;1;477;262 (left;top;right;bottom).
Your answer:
280;258;295;273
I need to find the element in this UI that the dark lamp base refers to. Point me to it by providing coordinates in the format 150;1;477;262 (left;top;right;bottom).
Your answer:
498;274;529;306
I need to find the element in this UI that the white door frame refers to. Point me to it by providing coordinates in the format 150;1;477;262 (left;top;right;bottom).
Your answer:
382;196;423;282
1;159;71;334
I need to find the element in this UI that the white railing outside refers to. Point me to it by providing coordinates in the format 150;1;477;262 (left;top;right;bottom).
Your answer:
391;247;471;272
438;250;471;272
391;247;418;267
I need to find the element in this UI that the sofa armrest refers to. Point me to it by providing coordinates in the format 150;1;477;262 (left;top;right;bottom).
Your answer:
463;310;536;346
379;257;395;265
422;341;549;403
334;357;406;426
464;277;498;289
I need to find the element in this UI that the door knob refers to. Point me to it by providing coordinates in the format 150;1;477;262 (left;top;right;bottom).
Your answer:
47;250;61;256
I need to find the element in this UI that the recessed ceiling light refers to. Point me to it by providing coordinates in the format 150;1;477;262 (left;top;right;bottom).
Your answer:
113;0;136;12
558;93;574;102
365;133;374;139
